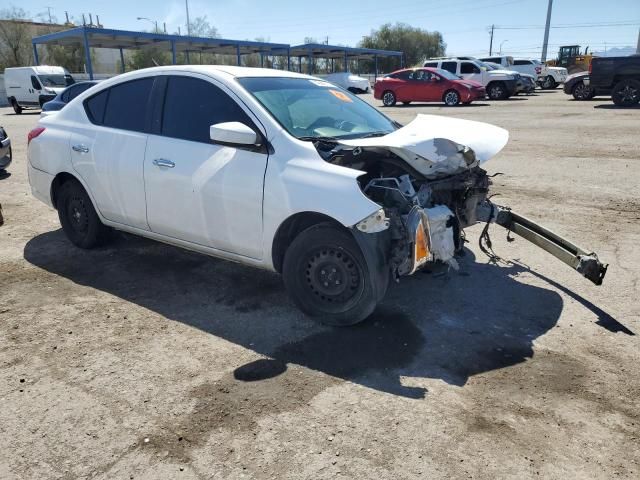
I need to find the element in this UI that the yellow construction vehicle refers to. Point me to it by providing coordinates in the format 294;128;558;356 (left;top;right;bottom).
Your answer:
547;45;594;74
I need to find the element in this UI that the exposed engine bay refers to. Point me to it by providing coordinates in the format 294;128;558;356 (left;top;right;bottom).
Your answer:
312;114;608;286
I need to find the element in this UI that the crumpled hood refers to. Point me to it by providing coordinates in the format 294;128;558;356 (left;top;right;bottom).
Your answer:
339;114;509;178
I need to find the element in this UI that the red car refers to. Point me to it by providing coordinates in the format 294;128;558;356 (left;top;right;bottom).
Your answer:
374;67;486;107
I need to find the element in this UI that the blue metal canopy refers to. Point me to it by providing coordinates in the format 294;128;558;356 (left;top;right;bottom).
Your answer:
32;26;291;79
31;27;404;80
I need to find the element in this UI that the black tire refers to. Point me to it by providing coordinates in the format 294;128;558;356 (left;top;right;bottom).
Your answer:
382;90;396;107
611;79;640;107
282;223;379;326
487;82;508;100
541;75;557;89
443;89;460;106
572;81;594;100
57;180;111;249
11;99;22;115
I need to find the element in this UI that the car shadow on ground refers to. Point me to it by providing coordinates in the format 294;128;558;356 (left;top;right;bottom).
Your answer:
594;104;640;110
23;229;625;399
0;171;11;180
396;103;490;108
3;111;41;116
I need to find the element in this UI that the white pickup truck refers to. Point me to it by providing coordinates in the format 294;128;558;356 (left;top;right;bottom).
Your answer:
509;58;568;89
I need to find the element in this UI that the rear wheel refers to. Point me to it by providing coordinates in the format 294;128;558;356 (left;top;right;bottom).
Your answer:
572;81;594;100
443;89;460;106
487;82;508;100
382;90;396;106
57;180;111;249
282;223;379;326
11;99;22;115
611;79;640;107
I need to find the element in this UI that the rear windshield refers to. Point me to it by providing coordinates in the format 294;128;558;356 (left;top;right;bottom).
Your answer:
38;74;74;87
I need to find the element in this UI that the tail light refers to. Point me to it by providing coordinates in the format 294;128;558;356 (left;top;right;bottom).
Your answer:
27;127;45;145
588;61;593;74
535;66;541;74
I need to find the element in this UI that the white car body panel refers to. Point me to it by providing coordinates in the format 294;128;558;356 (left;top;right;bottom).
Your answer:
340;114;509;177
27;66;386;270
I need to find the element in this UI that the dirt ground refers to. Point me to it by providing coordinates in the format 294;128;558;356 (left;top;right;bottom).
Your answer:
1;89;639;480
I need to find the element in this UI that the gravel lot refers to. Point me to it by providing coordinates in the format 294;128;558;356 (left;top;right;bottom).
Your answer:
1;89;639;480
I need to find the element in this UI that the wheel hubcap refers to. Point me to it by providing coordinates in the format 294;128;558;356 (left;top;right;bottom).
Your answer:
445;92;458;104
305;248;360;304
491;86;502;98
383;93;394;105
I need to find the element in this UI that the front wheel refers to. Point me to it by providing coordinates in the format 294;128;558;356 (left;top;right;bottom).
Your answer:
382;90;396;106
572;81;594;100
611;79;640;107
541;75;557;89
443;90;460;106
487;82;508;100
282;223;380;326
57;180;111;249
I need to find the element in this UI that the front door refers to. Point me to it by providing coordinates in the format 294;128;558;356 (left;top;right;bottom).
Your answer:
459;61;483;83
143;74;268;259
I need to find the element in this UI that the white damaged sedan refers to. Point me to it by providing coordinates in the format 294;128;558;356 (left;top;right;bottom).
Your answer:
27;66;607;325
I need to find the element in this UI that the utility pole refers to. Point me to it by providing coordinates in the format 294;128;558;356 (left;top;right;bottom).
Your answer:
489;24;495;55
45;6;53;23
185;0;191;36
636;28;640;54
541;0;553;62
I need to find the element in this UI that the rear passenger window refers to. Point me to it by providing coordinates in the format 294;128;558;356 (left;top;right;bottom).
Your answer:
424;62;438;68
103;78;154;132
441;61;457;74
514;60;530;66
161;76;252;143
85;90;108;124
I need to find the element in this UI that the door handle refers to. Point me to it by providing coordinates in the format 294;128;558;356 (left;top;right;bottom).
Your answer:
72;144;90;153
153;158;175;168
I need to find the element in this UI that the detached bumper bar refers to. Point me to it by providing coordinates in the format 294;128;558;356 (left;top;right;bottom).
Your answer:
481;203;608;285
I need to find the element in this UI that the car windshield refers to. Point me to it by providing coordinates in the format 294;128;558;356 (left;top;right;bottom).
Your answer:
39;74;74;87
238;77;397;140
434;68;460;81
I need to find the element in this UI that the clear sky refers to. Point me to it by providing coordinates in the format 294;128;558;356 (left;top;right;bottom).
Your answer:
14;0;640;59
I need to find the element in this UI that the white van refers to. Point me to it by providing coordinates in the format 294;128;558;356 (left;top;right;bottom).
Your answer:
4;66;75;114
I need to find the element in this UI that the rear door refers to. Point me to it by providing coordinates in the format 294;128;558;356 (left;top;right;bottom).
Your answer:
143;74;268;259
70;77;154;230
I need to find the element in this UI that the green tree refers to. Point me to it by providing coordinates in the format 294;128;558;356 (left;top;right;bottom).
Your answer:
359;22;446;72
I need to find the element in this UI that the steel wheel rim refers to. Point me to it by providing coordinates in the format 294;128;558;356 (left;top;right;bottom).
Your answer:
490;86;503;98
304;247;362;307
383;92;394;105
575;84;587;99
67;196;89;234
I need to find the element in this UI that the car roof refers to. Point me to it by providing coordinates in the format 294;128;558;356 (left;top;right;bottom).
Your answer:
124;65;315;80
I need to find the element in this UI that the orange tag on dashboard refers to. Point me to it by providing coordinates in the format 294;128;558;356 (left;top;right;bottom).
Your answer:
329;89;353;102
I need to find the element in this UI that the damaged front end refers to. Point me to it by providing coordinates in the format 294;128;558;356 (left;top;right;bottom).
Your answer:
317;114;608;285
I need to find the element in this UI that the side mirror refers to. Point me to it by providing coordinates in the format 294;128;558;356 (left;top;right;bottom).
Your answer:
210;122;258;146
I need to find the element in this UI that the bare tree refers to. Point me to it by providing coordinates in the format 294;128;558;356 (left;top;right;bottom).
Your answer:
0;7;34;69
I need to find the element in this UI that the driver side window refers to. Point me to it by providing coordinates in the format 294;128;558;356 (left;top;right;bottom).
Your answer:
161;76;253;143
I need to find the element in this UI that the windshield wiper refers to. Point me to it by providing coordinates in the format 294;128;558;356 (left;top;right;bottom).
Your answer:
297;136;340;143
357;131;390;138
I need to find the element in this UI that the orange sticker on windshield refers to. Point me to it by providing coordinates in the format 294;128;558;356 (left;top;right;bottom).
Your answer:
329;89;353;102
